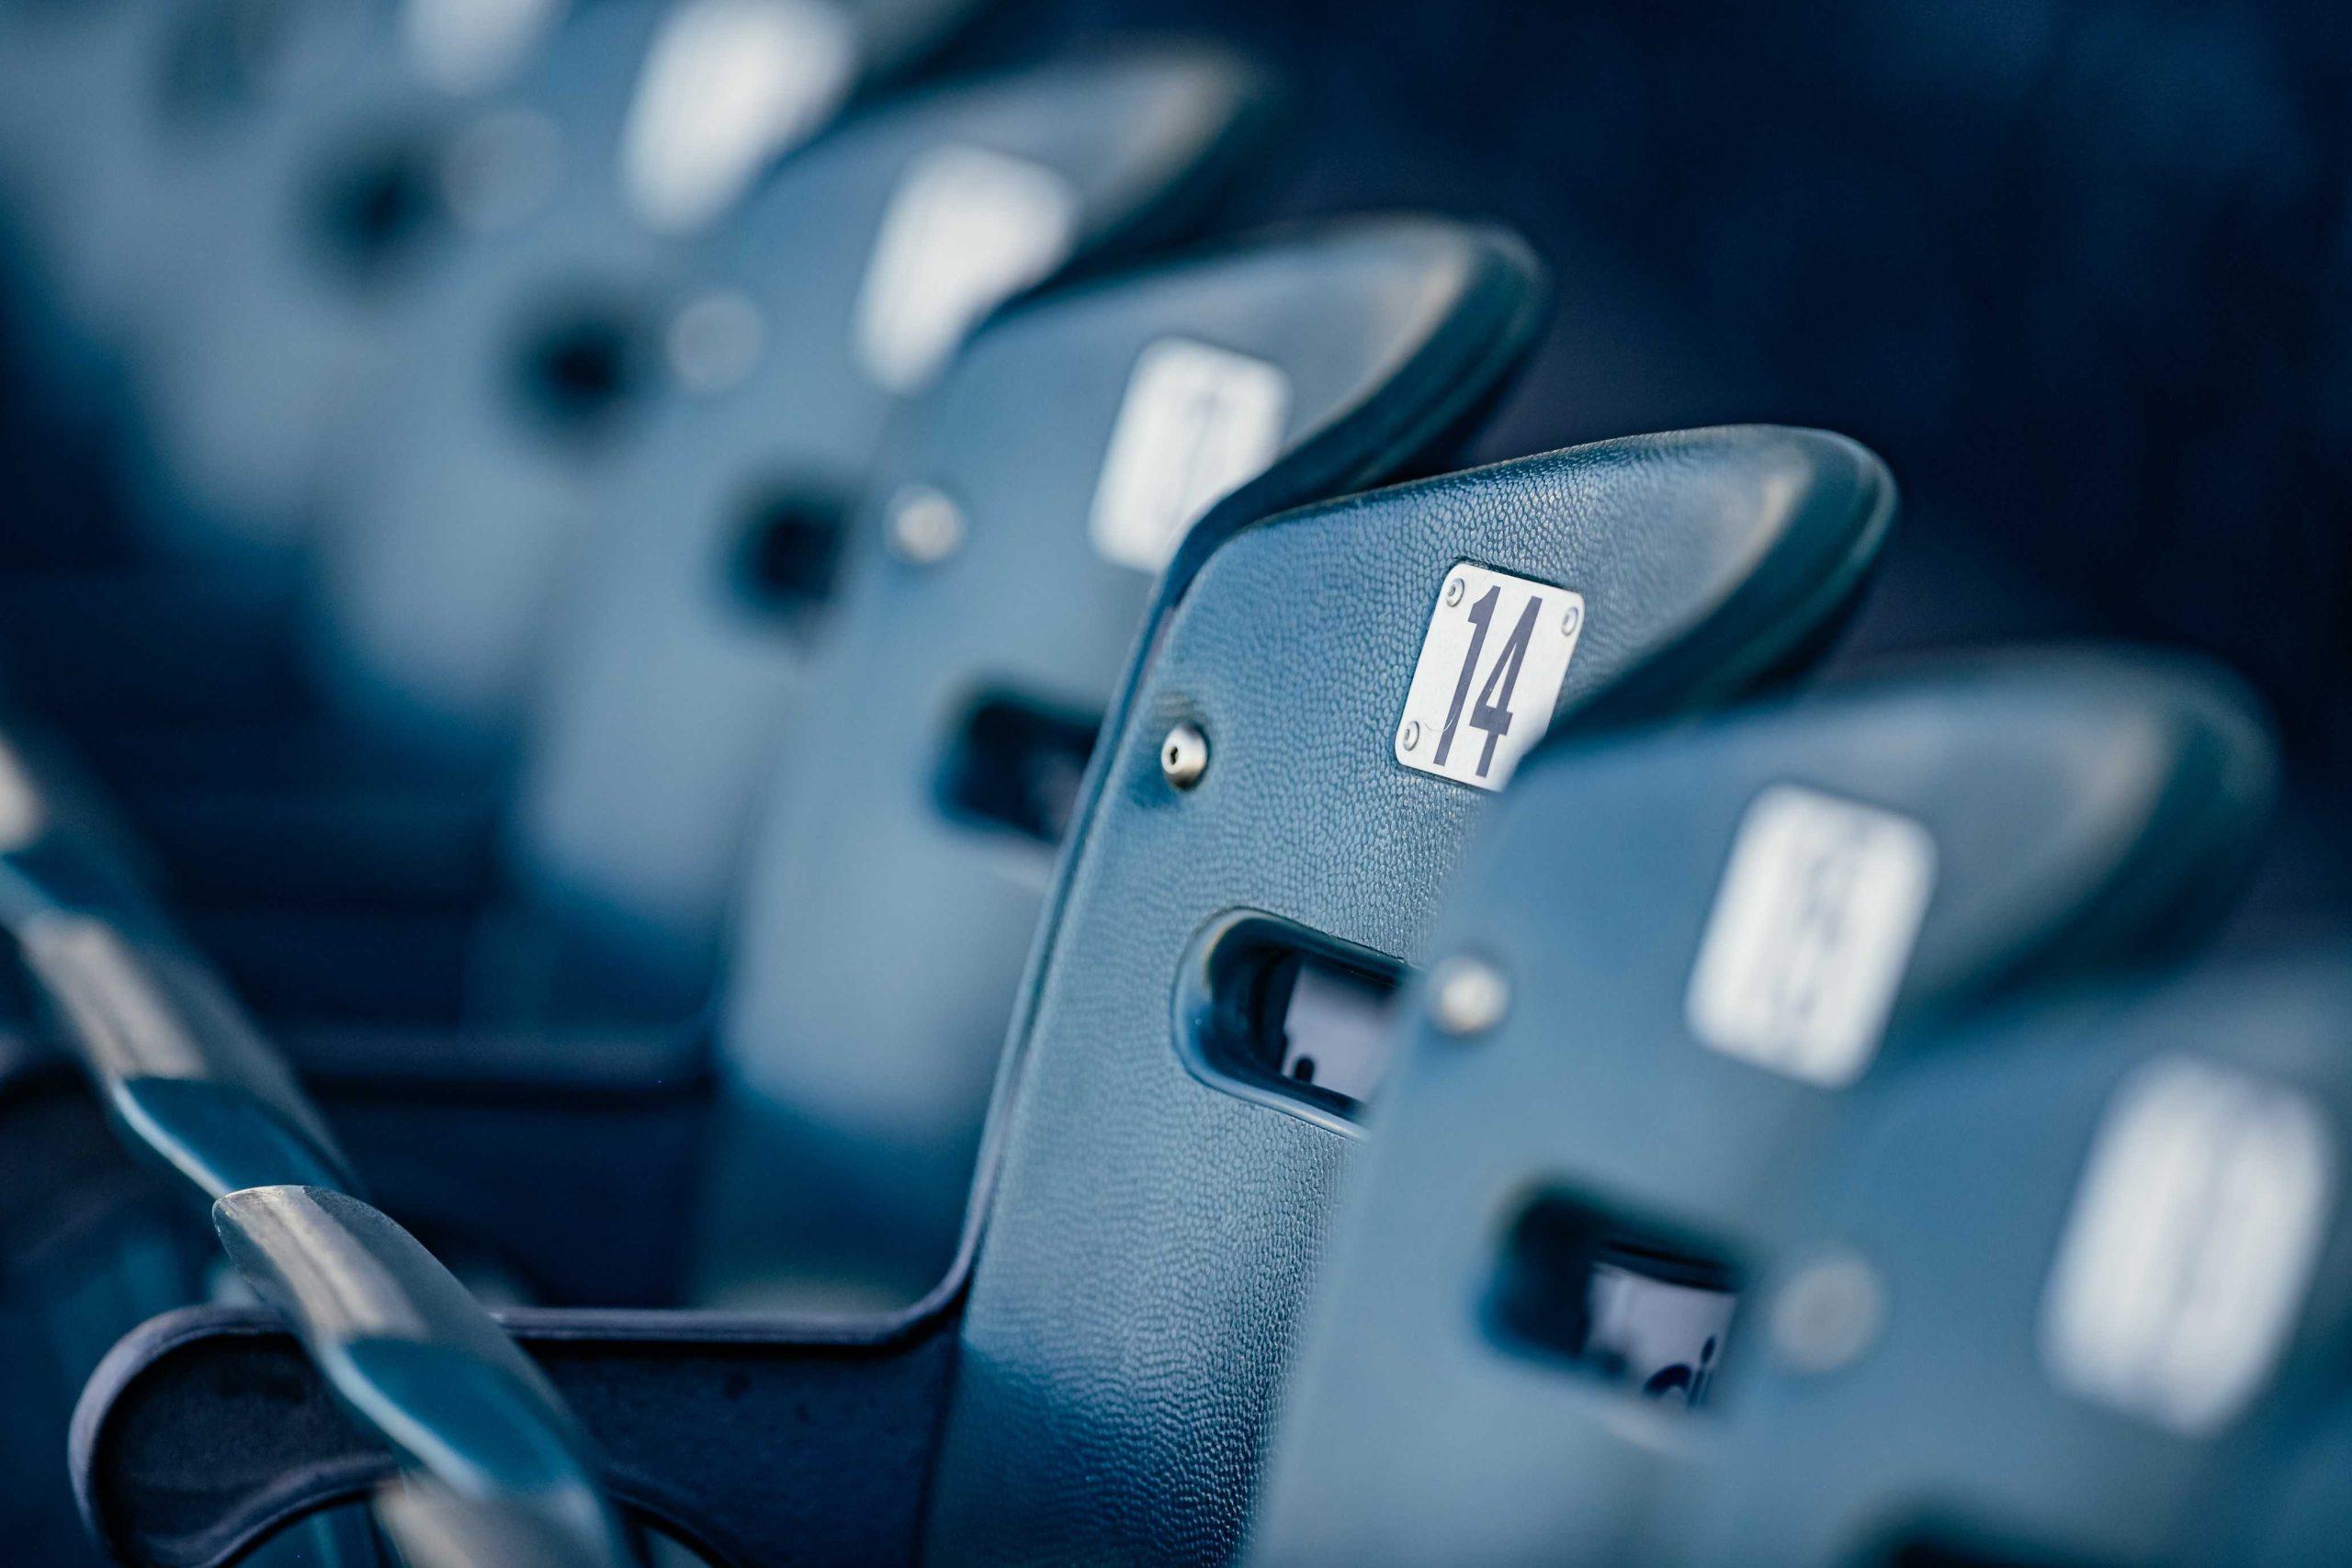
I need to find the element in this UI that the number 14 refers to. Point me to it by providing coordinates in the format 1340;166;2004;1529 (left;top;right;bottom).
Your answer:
1395;563;1585;793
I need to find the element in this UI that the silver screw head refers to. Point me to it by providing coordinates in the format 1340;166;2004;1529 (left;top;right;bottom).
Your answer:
1443;576;1466;607
1400;720;1422;752
1428;955;1510;1038
887;486;966;565
1769;1252;1886;1374
1561;601;1583;637
1160;723;1209;789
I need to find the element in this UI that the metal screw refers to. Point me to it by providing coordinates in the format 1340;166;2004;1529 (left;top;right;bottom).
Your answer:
1769;1252;1886;1374
1443;576;1466;607
1428;955;1510;1038
887;486;966;565
1160;723;1209;789
1561;602;1583;637
1399;720;1422;752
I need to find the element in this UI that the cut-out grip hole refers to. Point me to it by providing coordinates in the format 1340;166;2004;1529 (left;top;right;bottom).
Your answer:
937;694;1102;846
731;486;852;623
1488;1192;1741;1409
1179;914;1405;1122
309;145;443;282
512;310;645;438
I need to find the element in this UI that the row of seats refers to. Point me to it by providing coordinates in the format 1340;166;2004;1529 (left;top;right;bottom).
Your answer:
0;2;2339;1564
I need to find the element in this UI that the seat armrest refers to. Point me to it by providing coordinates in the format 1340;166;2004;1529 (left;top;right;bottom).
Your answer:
75;1299;963;1568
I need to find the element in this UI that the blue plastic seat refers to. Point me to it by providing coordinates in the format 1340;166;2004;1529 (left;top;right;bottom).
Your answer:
926;426;1895;1562
675;216;1547;1299
72;425;1895;1563
1679;953;2352;1567
1248;649;2275;1564
311;39;1244;760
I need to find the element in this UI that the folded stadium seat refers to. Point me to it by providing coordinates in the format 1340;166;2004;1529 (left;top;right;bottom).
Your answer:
527;216;1547;1080
923;426;1894;1562
49;0;994;848
222;217;1550;1305
119;0;584;561
0;0;582;740
7;182;1424;1489
0;0;194;436
175;50;1280;1022
1246;649;2276;1566
1;205;1543;1400
73;426;1894;1564
0;728;641;1563
130;0;982;568
0;0;199;559
312;23;1204;768
1674;953;2352;1568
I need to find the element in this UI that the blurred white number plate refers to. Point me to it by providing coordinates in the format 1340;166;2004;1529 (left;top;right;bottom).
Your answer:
1089;337;1291;572
854;144;1079;393
2041;1055;2334;1435
1684;785;1937;1089
1394;563;1583;791
619;0;857;233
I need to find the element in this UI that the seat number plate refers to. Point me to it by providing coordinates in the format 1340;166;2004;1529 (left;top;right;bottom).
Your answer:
1394;563;1584;791
2040;1055;2334;1435
1090;338;1291;572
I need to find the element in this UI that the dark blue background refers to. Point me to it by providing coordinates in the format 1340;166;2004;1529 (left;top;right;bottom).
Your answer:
972;0;2352;932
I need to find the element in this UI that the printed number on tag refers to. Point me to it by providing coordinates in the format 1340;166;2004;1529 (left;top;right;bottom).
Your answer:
1683;785;1936;1088
1089;338;1291;572
2040;1055;2334;1435
1394;564;1584;792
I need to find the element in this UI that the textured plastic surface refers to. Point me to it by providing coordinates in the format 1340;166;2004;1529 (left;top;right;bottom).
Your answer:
927;425;1895;1564
513;46;1282;986
319;40;1252;754
692;217;1547;1299
1250;650;2277;1565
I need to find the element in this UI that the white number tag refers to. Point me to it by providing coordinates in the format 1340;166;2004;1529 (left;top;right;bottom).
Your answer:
853;144;1079;393
1684;784;1935;1088
2040;1055;2334;1435
1088;338;1291;573
619;0;857;234
1394;563;1583;792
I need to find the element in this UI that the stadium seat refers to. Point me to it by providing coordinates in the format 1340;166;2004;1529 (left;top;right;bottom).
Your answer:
311;40;1255;759
526;215;1546;1043
74;424;1894;1562
1249;649;2275;1564
1682;953;2352;1567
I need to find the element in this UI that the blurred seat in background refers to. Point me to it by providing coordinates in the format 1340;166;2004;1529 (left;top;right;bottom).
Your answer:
1681;953;2352;1568
1250;649;2274;1564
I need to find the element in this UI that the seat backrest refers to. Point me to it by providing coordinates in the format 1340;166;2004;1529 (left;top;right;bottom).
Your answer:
122;0;582;553
1246;651;2276;1565
681;217;1548;1300
923;426;1897;1564
315;40;1266;755
504;50;1283;988
1679;953;2352;1567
